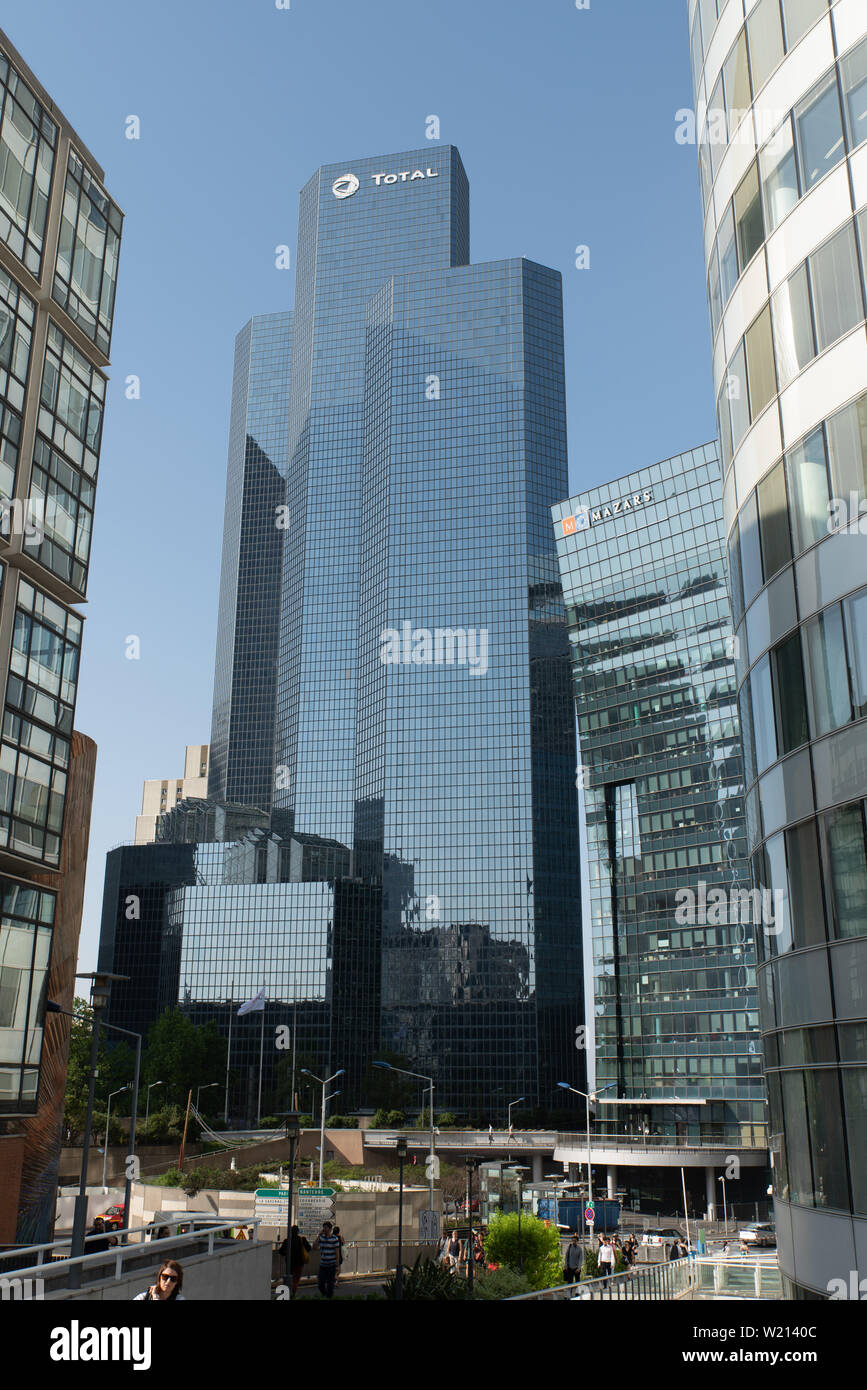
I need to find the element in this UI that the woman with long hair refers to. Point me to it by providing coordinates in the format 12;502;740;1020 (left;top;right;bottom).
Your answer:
133;1259;185;1300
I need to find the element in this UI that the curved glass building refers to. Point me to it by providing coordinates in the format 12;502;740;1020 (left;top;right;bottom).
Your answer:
689;0;867;1297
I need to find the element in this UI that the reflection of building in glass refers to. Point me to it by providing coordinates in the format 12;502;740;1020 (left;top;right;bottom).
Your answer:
689;0;867;1298
208;313;291;816
553;445;766;1155
135;745;209;844
273;147;582;1111
0;26;122;1244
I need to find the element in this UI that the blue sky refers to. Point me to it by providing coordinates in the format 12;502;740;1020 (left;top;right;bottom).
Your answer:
1;0;713;971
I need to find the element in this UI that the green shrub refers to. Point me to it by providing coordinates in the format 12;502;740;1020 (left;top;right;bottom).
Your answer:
142;1105;201;1145
259;1115;281;1129
373;1108;390;1128
471;1267;533;1300
386;1109;406;1128
326;1114;358;1129
484;1212;563;1291
436;1112;457;1128
383;1254;469;1301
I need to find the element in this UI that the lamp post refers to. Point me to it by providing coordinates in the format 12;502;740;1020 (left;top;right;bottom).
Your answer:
465;1155;479;1293
507;1096;525;1132
300;1068;344;1187
373;1060;436;1218
61;972;128;1287
144;1081;163;1136
196;1081;219;1115
102;1085;130;1192
718;1175;728;1235
395;1136;408;1300
558;1081;615;1244
282;1110;300;1293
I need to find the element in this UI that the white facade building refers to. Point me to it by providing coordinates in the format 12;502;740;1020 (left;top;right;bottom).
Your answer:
134;744;209;844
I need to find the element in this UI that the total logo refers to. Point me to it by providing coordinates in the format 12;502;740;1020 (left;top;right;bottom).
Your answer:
332;168;440;199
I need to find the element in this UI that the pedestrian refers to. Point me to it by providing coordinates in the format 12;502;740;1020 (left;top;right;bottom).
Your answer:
667;1239;680;1261
598;1236;615;1289
314;1220;340;1298
473;1231;485;1266
564;1235;582;1284
85;1218;114;1254
333;1225;345;1282
721;1240;730;1258
508;1122;514;1141
488;1124;494;1144
446;1228;463;1274
133;1259;185;1300
279;1224;311;1295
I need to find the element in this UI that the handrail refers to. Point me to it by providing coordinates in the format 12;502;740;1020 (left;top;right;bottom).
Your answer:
2;1219;262;1288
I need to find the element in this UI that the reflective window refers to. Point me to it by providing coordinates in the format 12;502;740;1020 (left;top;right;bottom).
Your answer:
842;1069;867;1214
781;1070;813;1204
785;426;829;553
734;162;764;270
805;603;852;735
765;830;794;952
786;819;826;947
804;1068;848;1208
0;266;33;416
724;31;751;125
53;151;122;356
781;0;828;50
825;801;867;940
748;0;785;93
751;654;776;773
841;37;867;152
718;204;738;305
746;306;776;421
761;118;799;231
796;73;845;191
773;631;809;753
826;390;867;505
810;222;863;351
739;490;763;605
728;341;750;448
772;263;813;388
757;459;792;580
0;55;56;276
0;879;55;1115
844;590;867;719
38;321;104;477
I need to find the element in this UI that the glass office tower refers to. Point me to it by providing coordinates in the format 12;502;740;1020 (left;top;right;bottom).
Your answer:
209;312;291;815
553;446;766;1146
273;148;581;1110
689;0;867;1296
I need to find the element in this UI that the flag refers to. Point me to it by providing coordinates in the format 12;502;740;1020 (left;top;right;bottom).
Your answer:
237;987;265;1016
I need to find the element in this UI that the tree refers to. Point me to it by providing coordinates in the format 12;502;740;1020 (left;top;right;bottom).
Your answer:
142;1009;226;1108
63;997;108;1140
483;1211;563;1290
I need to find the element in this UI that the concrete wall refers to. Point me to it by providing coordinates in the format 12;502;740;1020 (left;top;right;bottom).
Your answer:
58;1145;205;1186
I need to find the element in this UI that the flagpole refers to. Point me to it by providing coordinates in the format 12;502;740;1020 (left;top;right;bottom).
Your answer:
224;979;234;1126
257;993;266;1127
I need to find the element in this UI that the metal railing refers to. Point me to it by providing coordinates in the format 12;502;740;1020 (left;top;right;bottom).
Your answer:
0;1219;262;1291
557;1131;768;1151
510;1254;781;1301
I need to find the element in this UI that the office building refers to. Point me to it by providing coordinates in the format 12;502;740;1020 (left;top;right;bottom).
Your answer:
134;744;209;844
689;0;867;1296
208;313;291;815
552;447;768;1211
0;28;122;1243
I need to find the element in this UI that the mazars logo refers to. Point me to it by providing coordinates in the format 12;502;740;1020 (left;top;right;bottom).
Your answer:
332;173;360;199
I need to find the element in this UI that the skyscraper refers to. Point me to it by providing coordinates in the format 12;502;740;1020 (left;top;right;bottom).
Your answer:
0;27;122;1243
689;0;867;1297
273;148;582;1109
553;446;766;1164
209;313;292;814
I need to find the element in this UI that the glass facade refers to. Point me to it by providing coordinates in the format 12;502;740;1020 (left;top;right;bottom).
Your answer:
208;313;292;815
0;51;56;277
553;445;766;1143
0;875;55;1113
689;0;867;1297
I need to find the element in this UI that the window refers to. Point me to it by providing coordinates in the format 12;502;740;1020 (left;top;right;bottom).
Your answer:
826;393;867;503
773;264;814;388
774;631;809;753
751;653;777;773
844;590;867;719
825;801;867;939
757;459;792;580
708;74;727;180
785;427;829;553
761;118;799;231
796;74;845;191
739;490;763;604
724;31;751;127
781;0;827;51
727;516;744;620
805;603;852;735
718;204;738;306
728;342;750;448
765;831;794;952
786;820;826;947
841;37;867;152
699;0;719;57
748;0;785;93
745;306;776;421
842;1069;867;1214
809;222;863;351
734;162;764;270
739;678;756;784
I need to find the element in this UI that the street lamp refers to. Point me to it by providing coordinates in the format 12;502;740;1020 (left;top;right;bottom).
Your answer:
102;1085;130;1192
300;1068;344;1187
144;1081;164;1136
465;1156;480;1293
395;1136;408;1300
282;1111;301;1293
196;1081;219;1114
372;1060;436;1218
557;1080;616;1243
718;1175;729;1235
507;1096;525;1132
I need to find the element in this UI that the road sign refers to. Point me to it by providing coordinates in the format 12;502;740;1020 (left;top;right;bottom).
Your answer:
298;1187;335;1198
254;1187;292;1220
584;1206;596;1224
418;1210;440;1241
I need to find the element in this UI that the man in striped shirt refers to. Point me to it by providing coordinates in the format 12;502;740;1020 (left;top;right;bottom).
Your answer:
314;1221;340;1298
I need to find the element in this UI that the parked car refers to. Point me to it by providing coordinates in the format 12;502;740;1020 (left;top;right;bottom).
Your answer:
738;1222;776;1248
96;1203;125;1231
641;1227;683;1247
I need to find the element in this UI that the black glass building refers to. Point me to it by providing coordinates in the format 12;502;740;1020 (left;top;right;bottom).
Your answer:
553;445;767;1147
208;312;292;815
